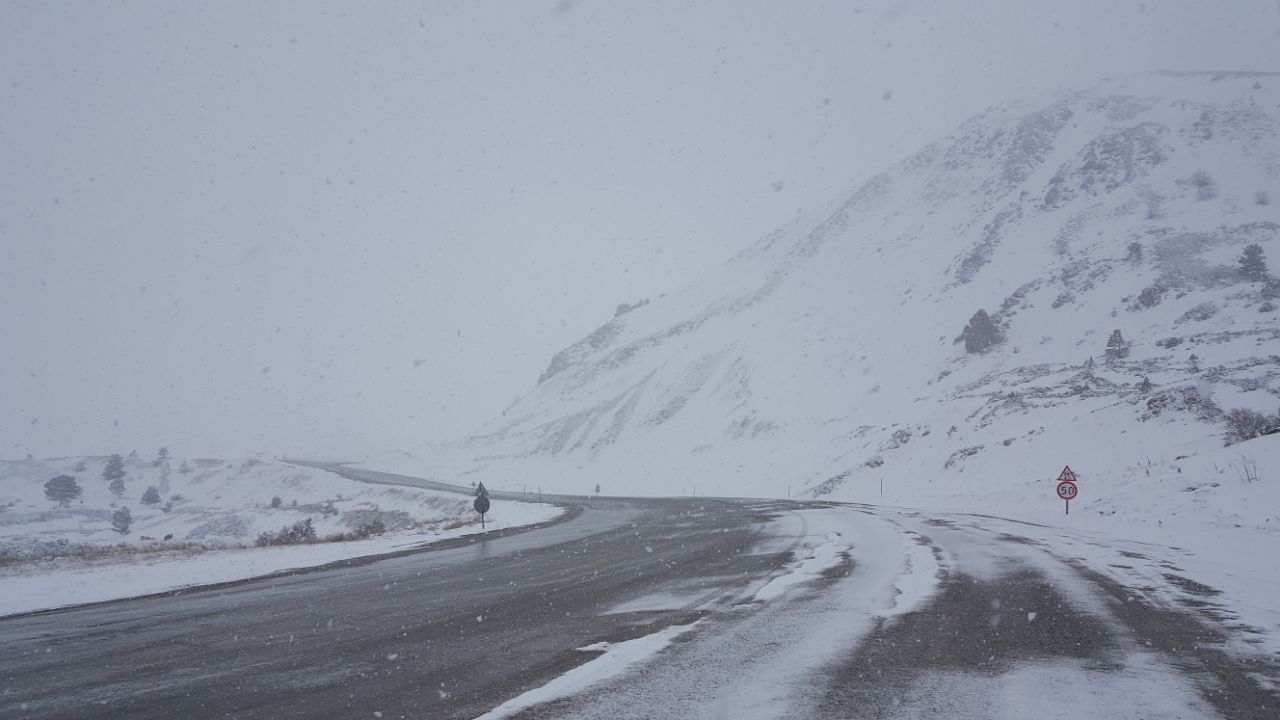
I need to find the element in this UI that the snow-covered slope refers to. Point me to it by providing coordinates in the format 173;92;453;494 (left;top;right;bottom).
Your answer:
407;73;1279;525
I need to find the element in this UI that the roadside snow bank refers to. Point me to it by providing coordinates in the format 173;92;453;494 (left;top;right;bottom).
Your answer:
0;456;561;617
0;500;560;617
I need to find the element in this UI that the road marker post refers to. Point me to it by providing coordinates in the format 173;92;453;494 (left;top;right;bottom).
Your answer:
474;482;490;529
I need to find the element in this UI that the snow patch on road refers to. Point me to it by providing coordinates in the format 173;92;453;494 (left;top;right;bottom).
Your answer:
877;529;944;619
878;652;1219;719
520;507;927;720
752;530;849;602
471;620;703;720
604;573;749;618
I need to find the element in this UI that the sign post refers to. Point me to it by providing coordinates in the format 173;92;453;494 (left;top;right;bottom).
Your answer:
474;482;490;529
1054;465;1078;515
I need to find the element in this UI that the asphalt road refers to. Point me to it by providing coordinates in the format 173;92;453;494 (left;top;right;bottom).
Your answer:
0;466;805;720
2;466;1276;719
814;512;1280;720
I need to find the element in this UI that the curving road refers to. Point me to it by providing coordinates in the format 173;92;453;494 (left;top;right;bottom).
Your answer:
0;464;808;719
2;465;1277;719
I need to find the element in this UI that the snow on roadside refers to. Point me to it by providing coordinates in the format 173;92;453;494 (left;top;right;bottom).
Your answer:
849;433;1280;660
0;456;478;550
471;620;704;720
0;499;560;617
925;510;1280;661
0;456;562;617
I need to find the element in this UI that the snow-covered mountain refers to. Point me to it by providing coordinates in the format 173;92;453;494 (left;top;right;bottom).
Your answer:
414;72;1280;525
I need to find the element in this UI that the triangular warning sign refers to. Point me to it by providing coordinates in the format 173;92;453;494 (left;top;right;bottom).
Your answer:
1057;465;1078;483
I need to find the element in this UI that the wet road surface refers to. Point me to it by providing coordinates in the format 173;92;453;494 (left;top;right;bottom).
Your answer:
2;467;1277;720
0;465;806;719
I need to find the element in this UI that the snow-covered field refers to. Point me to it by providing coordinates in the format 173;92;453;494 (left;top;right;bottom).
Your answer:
0;455;560;616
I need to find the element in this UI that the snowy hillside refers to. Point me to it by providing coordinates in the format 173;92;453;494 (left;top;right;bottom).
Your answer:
401;72;1279;522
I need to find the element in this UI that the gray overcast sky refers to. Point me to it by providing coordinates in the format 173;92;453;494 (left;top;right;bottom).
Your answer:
2;1;1277;459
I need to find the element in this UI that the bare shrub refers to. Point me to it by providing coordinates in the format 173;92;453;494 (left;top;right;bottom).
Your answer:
1224;408;1279;445
1134;283;1168;309
326;519;387;542
255;518;317;547
1190;171;1217;201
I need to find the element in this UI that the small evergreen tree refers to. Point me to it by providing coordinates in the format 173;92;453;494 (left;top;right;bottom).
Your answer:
44;475;82;507
111;506;132;535
959;309;1003;353
1137;376;1154;393
141;486;161;505
109;476;127;498
103;453;126;483
127;449;139;460
1189;353;1200;372
1126;241;1143;263
1104;329;1130;361
1240;243;1269;282
157;446;170;460
178;460;191;474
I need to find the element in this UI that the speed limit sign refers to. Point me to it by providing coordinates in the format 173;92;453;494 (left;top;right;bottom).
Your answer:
1056;481;1078;500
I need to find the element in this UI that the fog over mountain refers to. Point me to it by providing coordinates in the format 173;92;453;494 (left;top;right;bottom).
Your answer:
2;2;1278;459
418;72;1279;508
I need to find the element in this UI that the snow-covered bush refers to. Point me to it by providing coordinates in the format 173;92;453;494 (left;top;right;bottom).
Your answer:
255;518;317;547
1224;408;1280;446
1190;170;1217;200
111;507;132;535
